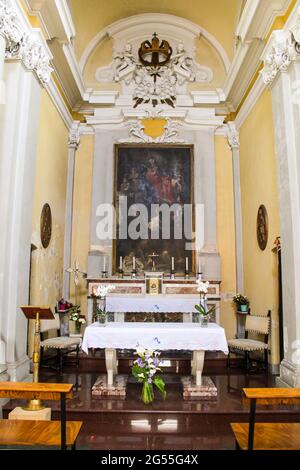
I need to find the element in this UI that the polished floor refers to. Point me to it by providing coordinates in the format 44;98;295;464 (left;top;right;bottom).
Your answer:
4;367;300;450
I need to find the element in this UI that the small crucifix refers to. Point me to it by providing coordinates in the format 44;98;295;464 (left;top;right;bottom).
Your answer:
148;252;159;272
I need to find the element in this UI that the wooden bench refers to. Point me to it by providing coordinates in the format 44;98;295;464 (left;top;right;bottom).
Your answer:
0;382;82;450
231;387;300;450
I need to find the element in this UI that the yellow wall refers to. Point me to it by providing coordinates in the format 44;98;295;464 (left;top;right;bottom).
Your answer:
70;135;94;315
239;89;280;365
29;90;69;355
71;0;240;61
215;136;237;339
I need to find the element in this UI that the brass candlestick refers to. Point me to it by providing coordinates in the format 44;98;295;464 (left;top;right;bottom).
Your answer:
21;306;54;411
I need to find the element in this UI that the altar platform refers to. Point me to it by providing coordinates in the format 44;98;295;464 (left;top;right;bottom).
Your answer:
3;366;300;450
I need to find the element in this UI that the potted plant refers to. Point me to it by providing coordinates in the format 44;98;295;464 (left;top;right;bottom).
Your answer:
232;294;249;313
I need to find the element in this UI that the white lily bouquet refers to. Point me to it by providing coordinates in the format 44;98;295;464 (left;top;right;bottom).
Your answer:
132;347;167;405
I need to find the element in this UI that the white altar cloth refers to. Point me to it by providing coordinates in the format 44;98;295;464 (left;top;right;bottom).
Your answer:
82;322;228;354
106;294;200;313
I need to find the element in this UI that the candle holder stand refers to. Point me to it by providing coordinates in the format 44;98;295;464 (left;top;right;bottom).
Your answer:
102;271;108;279
185;270;189;280
131;269;137;279
170;269;175;280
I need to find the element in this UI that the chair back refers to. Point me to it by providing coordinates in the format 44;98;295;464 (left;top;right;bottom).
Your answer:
245;314;270;335
40;313;60;333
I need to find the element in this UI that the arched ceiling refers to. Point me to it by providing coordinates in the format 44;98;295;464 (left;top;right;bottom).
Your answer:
70;0;243;62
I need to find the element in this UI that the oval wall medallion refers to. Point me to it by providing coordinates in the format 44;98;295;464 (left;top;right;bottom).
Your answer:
257;204;268;251
40;203;52;248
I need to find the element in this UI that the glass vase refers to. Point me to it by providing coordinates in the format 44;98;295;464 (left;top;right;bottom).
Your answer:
97;314;106;326
141;381;154;405
199;315;209;327
75;321;81;334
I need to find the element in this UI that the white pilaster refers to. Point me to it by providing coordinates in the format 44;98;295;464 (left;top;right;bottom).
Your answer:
227;122;244;294
0;61;41;381
192;128;221;280
261;12;300;386
63;121;80;300
0;33;5;104
270;64;300;387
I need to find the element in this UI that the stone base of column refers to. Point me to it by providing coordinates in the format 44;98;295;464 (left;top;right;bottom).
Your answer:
276;359;300;388
0;370;9;382
7;356;30;382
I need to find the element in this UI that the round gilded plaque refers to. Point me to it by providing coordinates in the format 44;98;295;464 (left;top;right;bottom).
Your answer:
40;203;52;248
257;205;268;251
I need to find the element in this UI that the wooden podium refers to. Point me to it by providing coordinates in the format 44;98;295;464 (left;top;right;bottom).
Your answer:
21;306;54;410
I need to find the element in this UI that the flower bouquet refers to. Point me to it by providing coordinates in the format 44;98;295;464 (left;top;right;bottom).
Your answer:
132;347;167;405
69;306;86;333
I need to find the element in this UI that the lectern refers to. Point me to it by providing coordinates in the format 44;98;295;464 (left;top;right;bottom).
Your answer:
21;306;54;410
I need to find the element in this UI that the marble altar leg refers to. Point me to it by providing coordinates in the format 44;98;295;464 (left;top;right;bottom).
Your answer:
191;350;205;386
105;348;118;386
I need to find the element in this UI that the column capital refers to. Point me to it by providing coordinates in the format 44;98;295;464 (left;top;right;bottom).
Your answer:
0;0;53;85
226;121;240;150
261;9;300;85
68;121;81;150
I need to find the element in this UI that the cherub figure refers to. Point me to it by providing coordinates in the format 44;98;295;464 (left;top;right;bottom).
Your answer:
113;43;136;80
171;43;195;83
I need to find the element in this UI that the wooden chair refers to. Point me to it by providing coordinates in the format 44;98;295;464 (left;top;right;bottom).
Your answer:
40;315;81;374
231;388;300;450
0;382;82;450
227;311;271;372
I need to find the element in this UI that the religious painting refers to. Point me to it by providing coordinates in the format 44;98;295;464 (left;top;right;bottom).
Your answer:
113;144;195;275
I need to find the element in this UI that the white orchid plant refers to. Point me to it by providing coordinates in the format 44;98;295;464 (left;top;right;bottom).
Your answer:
93;285;115;323
95;284;116;298
195;280;215;319
132;347;167;405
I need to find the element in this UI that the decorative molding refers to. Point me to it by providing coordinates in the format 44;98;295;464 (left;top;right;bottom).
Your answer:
226;122;240;149
235;74;266;129
45;77;73;129
0;0;53;85
224;0;291;109
25;0;75;43
119;117;185;143
79;13;230;74
96;39;213;109
261;6;300;85
68;120;81;149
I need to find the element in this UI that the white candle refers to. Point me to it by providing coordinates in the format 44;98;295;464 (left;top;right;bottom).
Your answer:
133;256;136;270
103;256;106;272
198;256;201;273
119;256;123;270
171;257;174;270
185;257;188;271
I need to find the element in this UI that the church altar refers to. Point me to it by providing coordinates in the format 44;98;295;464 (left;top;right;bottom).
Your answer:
87;278;221;324
82;322;228;388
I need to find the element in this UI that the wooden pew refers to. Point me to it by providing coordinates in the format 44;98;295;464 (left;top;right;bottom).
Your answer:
231;388;300;450
0;382;82;450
